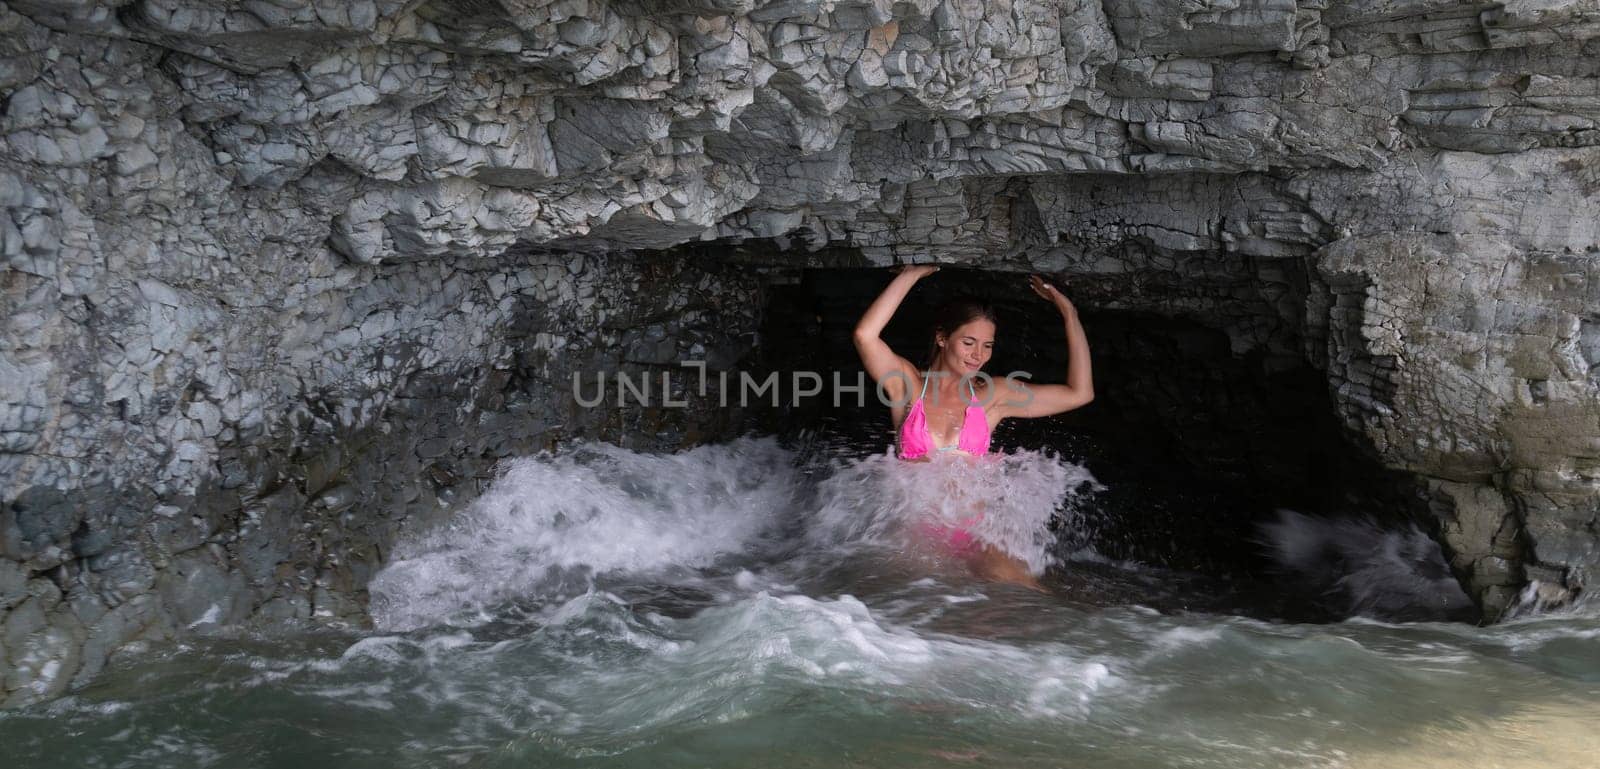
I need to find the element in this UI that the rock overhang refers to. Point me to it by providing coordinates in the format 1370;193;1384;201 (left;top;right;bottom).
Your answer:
6;0;1600;705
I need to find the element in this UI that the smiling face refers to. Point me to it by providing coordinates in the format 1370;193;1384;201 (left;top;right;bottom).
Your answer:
936;317;996;375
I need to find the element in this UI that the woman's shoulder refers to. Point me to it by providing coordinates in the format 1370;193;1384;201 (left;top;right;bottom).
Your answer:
973;374;1025;416
876;366;925;406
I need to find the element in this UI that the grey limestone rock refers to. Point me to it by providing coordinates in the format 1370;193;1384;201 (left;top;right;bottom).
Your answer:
4;0;1600;701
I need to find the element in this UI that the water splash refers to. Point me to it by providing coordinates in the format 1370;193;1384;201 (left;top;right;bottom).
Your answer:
809;450;1101;575
369;438;801;629
1257;509;1473;621
1501;579;1591;621
371;440;1099;628
16;445;1600;768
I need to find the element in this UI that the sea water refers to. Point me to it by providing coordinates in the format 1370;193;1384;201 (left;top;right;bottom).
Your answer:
5;438;1598;768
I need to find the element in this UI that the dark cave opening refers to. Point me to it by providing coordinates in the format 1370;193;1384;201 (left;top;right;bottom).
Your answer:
745;266;1469;620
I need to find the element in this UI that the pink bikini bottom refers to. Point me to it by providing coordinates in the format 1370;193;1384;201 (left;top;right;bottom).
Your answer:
917;514;985;555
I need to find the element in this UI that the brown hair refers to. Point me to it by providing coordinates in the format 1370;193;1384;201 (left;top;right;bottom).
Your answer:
925;298;999;369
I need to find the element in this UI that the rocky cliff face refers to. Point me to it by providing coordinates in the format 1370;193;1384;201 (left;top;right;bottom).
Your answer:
3;0;1599;704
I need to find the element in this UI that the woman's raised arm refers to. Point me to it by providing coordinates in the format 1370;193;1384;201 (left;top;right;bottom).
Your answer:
852;266;936;397
1000;275;1094;418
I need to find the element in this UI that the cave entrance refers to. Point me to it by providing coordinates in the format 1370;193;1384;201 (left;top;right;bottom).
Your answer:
749;266;1460;617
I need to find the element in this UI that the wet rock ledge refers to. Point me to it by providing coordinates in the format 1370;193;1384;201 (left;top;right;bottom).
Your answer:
5;0;1600;705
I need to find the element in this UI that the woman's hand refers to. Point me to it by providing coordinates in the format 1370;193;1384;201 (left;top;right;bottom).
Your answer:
995;274;1093;420
1029;274;1075;316
898;264;940;280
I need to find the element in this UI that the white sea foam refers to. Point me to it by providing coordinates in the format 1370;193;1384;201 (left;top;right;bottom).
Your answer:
186;604;221;629
20;439;1600;768
369;438;801;629
570;590;1123;728
809;449;1099;574
371;439;1097;629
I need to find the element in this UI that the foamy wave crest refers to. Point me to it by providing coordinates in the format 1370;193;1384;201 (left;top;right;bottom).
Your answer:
1500;579;1591;621
512;591;1121;730
808;450;1100;575
1258;509;1474;621
369;438;800;630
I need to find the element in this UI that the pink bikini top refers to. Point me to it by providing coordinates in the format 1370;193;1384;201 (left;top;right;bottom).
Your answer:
897;374;991;460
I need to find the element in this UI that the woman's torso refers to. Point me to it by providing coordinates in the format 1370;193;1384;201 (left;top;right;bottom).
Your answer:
897;372;992;460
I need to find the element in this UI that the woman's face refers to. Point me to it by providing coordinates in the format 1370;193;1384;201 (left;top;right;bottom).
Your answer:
938;318;996;375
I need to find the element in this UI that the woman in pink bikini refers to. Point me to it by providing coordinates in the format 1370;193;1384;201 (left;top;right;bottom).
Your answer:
852;265;1095;587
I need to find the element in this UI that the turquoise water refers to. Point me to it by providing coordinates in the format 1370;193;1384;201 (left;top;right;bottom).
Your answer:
6;439;1598;768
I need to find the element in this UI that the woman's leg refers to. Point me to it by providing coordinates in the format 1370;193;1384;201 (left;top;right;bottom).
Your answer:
969;545;1042;591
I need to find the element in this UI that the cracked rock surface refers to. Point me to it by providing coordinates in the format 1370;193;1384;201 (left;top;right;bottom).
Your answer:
4;0;1600;703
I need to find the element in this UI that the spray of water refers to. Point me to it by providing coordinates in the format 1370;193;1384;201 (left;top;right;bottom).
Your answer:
369;439;802;629
370;439;1100;629
1500;579;1594;621
25;445;1600;768
803;449;1098;575
1257;509;1474;621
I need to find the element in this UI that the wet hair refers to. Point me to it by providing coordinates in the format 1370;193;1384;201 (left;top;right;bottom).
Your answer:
925;298;999;369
